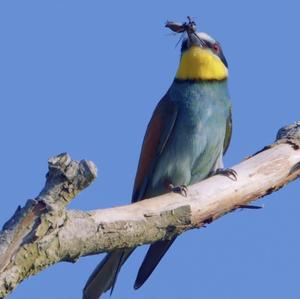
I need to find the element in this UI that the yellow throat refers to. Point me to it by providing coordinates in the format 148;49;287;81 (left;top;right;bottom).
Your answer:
176;46;228;81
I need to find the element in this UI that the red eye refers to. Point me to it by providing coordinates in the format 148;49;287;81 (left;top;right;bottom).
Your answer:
212;43;220;53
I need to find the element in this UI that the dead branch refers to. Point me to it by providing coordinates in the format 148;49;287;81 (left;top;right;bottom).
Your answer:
0;123;300;298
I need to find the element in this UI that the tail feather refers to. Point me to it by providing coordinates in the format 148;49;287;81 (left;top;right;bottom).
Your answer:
134;237;176;289
83;249;134;299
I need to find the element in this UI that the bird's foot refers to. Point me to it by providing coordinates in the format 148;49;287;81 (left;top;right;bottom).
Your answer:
289;161;300;175
214;168;237;181
168;184;188;197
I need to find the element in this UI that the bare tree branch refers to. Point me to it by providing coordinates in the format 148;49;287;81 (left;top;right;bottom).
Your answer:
1;123;300;298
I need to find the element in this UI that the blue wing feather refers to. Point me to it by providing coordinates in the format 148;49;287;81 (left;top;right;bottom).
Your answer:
132;94;178;203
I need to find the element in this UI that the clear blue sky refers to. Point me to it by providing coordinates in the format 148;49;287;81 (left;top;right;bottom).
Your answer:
1;1;300;298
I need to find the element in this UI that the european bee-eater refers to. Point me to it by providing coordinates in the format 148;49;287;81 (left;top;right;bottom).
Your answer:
83;23;232;299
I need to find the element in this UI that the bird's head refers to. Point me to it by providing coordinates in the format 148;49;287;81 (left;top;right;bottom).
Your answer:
176;31;228;81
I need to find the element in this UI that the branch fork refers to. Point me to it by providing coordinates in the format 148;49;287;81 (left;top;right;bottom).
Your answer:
1;123;300;298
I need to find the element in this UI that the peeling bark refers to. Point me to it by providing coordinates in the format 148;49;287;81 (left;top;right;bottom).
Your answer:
0;123;300;298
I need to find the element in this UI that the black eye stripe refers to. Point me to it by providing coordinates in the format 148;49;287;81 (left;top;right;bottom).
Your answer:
206;41;220;50
181;39;189;52
205;41;228;68
204;41;213;48
180;38;228;68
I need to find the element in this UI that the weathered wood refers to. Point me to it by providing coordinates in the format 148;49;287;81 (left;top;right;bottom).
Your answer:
0;123;300;298
0;153;97;297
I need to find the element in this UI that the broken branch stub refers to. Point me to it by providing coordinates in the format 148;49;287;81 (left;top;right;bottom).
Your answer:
0;153;97;287
37;152;97;211
1;123;300;298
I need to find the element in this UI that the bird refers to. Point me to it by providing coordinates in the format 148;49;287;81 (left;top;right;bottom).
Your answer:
83;20;232;299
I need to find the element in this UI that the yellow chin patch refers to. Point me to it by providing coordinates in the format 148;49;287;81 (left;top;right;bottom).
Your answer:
176;46;228;81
